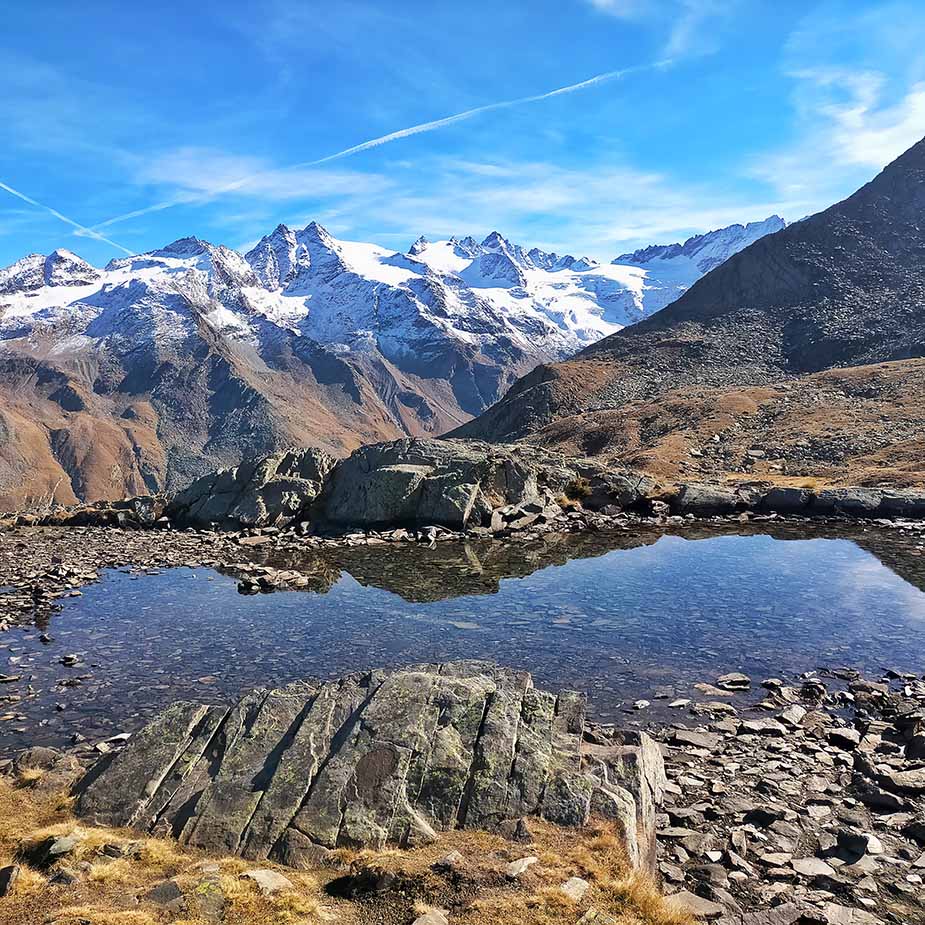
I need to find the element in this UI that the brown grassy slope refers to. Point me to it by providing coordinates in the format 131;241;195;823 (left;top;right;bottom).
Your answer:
0;776;692;925
517;358;925;488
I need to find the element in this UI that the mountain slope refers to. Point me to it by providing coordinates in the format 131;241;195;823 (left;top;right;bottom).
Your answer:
0;217;782;508
454;137;925;486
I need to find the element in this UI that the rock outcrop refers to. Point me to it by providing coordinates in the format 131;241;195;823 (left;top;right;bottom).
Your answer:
166;448;335;529
316;438;656;530
74;662;666;872
670;482;925;519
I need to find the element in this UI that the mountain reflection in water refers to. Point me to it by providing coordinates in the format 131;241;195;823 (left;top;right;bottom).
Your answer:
239;521;925;603
2;523;924;752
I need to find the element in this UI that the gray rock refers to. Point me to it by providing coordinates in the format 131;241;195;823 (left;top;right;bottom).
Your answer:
672;728;722;750
11;746;83;793
167;447;335;529
561;876;590;901
791;856;836;878
413;912;450;925
322;440;552;529
319;438;654;529
143;879;185;912
75;662;664;872
813;488;884;518
505;856;539;878
674;484;747;516
826;726;861;750
0;865;19;897
717;673;751;691
760;487;814;515
667;889;726;918
821;903;884;925
243;869;294;895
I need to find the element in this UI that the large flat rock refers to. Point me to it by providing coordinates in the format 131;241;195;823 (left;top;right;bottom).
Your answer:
74;662;665;872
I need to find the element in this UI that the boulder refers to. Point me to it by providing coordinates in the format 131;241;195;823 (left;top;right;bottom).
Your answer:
74;662;664;874
760;487;814;515
812;488;884;518
321;439;597;530
673;484;748;516
167;447;335;529
878;489;925;518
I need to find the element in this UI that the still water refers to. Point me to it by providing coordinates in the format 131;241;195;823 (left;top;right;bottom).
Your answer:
2;526;924;750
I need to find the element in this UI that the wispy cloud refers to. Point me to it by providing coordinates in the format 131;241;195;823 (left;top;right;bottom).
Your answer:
88;59;672;236
586;0;734;57
748;2;925;212
0;180;132;254
749;71;925;207
309;156;793;259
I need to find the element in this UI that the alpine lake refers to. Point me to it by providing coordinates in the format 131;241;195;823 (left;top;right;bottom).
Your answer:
2;521;925;750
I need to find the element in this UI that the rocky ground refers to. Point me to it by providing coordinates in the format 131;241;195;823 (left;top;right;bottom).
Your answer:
648;668;925;925
0;661;921;925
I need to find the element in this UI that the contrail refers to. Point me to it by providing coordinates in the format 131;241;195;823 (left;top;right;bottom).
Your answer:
0;180;134;255
91;59;673;233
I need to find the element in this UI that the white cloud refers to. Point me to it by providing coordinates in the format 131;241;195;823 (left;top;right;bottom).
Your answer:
136;148;395;201
749;69;925;209
87;60;671;235
586;0;650;15
585;0;734;57
316;156;793;260
748;2;925;213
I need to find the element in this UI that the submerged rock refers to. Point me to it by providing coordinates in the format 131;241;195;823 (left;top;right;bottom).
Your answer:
73;662;665;873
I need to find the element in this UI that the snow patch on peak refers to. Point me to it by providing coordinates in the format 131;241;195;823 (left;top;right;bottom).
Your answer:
152;237;211;259
43;249;100;288
0;254;45;294
616;215;787;274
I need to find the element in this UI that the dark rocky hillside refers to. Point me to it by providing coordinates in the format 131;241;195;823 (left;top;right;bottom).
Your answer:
455;136;925;474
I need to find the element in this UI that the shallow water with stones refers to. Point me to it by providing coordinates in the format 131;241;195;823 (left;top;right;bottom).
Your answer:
2;525;925;752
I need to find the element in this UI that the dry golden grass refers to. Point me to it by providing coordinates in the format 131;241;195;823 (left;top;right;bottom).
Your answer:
332;821;693;925
527;357;925;490
0;778;340;925
0;779;693;925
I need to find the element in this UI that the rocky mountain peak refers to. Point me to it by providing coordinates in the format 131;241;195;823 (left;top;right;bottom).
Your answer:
151;236;212;260
246;224;303;290
480;230;509;251
0;253;45;294
301;220;336;245
408;235;429;256
43;248;101;287
615;215;787;274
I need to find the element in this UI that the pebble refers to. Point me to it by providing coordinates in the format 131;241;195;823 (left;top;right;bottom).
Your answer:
504;856;538;879
242;869;294;895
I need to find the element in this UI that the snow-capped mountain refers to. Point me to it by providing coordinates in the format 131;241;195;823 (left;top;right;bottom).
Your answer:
613;216;787;313
0;216;783;507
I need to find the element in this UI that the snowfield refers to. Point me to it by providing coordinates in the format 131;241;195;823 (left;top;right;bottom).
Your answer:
0;217;786;364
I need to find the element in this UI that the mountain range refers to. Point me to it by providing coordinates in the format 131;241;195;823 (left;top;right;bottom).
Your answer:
456;136;925;488
0;216;781;508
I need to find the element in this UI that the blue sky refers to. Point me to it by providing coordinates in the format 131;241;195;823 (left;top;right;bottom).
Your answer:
1;0;924;267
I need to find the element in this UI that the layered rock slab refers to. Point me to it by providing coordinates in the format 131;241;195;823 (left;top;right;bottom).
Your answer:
319;438;656;530
166;447;335;529
74;662;665;872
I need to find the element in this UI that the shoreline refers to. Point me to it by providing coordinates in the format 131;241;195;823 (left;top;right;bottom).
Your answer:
1;658;922;925
2;507;924;623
